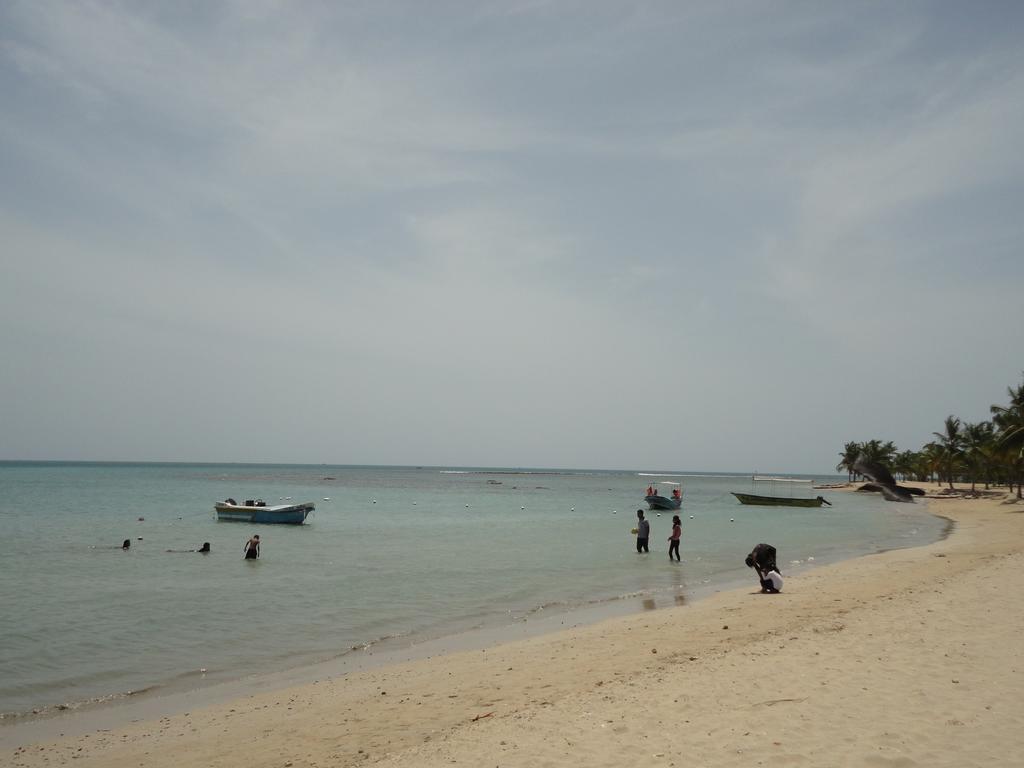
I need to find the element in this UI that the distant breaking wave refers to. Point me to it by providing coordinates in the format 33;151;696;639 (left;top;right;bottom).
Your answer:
440;470;588;476
637;472;749;478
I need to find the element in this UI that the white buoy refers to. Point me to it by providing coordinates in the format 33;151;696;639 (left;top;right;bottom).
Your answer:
372;499;377;504
570;507;575;511
521;506;525;510
689;515;694;519
323;497;330;501
730;518;735;522
465;504;470;508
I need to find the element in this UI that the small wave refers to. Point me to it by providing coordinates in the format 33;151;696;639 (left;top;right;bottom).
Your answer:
509;587;659;623
315;630;410;661
0;684;162;722
640;472;758;479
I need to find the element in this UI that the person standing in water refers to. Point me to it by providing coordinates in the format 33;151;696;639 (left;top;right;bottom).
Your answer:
667;515;681;561
635;509;650;553
243;534;260;559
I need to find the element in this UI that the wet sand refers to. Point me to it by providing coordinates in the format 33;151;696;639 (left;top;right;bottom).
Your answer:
5;483;1024;767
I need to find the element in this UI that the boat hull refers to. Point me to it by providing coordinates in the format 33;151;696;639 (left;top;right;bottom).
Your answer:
214;502;314;524
731;493;823;508
645;494;682;510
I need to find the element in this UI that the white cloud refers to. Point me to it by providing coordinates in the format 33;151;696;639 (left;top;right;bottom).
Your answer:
2;1;1023;468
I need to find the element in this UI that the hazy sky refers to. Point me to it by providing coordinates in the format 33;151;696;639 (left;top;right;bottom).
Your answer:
2;1;1022;473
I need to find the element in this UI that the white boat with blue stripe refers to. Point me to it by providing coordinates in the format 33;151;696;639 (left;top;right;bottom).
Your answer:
214;498;315;525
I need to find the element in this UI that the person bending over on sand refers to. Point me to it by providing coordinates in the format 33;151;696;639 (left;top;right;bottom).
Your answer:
668;515;681;561
635;510;650;553
760;569;783;593
244;534;260;559
745;543;783;592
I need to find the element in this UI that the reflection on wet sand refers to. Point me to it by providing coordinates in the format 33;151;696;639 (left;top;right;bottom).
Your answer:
640;589;687;611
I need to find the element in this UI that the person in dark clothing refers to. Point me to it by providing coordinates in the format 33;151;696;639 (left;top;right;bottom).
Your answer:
667;515;681;561
745;543;782;592
635;509;650;553
243;534;260;559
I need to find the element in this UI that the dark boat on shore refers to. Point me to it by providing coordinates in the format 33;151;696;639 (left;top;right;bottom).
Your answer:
731;492;830;508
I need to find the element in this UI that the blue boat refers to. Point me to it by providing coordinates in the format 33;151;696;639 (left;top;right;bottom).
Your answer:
645;494;682;510
214;499;314;524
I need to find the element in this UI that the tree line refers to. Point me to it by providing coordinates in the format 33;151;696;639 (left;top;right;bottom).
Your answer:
836;374;1024;498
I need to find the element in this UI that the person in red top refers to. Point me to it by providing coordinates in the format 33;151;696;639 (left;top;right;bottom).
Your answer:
672;487;681;500
667;515;681;561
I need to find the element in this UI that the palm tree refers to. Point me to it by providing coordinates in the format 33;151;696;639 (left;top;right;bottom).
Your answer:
893;450;919;482
836;441;862;481
859;439;897;467
991;377;1024;498
921;441;943;485
912;451;935;483
962;421;995;491
932;416;965;489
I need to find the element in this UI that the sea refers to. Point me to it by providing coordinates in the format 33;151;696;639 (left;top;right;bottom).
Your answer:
0;462;947;723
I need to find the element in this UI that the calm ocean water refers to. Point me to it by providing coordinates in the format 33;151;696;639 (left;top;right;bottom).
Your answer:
0;462;946;719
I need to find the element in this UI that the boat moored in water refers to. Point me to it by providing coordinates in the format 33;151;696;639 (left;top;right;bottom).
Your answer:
214;499;315;524
731;492;831;508
645;494;682;510
644;482;683;510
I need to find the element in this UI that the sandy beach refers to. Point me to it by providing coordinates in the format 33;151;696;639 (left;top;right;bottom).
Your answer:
6;484;1024;768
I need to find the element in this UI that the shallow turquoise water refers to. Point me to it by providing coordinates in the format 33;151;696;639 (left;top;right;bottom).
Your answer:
0;462;945;718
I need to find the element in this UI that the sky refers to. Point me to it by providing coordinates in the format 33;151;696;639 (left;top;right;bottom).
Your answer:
1;1;1022;473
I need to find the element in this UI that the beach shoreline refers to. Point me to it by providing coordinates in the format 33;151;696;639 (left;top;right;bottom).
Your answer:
6;481;1024;766
0;479;935;746
1;470;936;736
